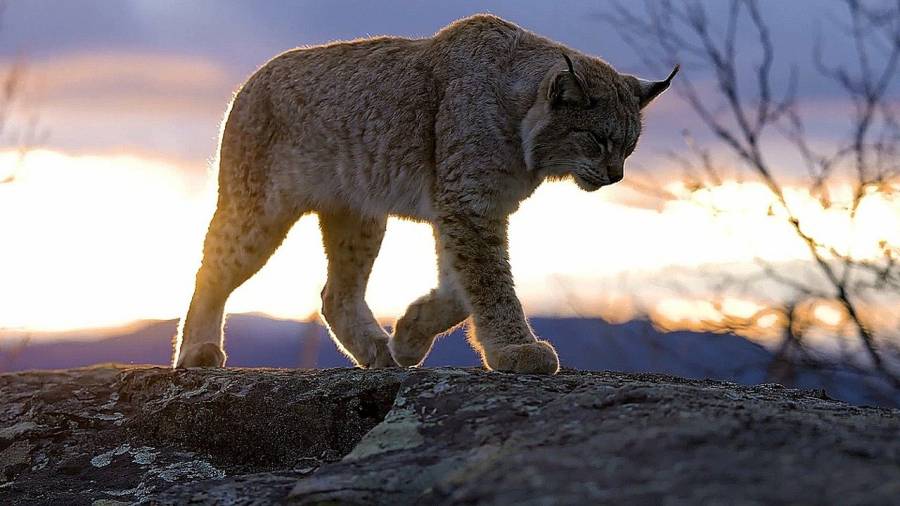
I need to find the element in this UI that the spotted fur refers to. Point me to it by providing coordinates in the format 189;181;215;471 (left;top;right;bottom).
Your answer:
173;14;675;373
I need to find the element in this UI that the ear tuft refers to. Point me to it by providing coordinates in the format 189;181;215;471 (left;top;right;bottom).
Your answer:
634;64;680;109
548;53;590;107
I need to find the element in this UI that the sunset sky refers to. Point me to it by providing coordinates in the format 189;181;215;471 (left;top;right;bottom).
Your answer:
1;1;897;337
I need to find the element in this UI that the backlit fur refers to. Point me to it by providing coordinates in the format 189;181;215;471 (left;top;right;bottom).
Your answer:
173;15;674;373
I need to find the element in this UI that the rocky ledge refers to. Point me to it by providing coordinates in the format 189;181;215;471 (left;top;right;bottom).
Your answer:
1;365;899;505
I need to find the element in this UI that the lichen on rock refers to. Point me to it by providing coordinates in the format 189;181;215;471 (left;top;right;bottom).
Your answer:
1;365;898;505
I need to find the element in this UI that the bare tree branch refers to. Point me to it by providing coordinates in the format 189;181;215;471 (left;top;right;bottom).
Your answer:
608;0;900;392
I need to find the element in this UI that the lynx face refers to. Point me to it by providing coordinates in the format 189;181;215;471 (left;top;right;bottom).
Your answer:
522;56;678;192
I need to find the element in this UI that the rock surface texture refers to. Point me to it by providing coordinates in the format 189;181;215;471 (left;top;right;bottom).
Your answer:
1;365;899;505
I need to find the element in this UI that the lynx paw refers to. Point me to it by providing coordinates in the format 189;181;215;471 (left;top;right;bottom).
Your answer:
366;340;400;369
489;340;560;375
176;343;226;368
388;331;432;367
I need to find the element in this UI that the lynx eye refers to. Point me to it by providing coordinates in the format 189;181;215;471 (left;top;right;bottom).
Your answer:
577;130;606;154
589;133;605;153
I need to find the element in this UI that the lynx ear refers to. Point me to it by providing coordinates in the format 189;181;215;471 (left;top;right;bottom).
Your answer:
633;64;680;109
548;54;590;107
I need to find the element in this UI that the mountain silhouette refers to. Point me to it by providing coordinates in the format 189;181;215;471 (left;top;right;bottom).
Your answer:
4;314;895;406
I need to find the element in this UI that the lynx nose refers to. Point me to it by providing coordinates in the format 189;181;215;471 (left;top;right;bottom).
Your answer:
607;162;624;184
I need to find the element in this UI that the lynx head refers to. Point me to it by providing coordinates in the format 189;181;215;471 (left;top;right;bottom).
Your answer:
521;54;678;191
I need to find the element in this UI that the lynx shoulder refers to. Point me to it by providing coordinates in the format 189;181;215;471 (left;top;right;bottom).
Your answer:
173;14;677;373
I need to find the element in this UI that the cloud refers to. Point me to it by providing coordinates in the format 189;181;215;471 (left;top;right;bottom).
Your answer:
1;51;237;163
24;52;232;96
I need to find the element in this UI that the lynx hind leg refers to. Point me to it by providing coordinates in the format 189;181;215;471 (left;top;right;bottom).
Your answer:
174;196;300;367
390;242;470;367
319;211;397;368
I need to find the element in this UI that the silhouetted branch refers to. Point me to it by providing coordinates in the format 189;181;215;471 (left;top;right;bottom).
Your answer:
0;2;41;185
609;0;900;391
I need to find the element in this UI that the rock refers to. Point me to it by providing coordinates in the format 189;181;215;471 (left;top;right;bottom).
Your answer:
0;365;404;505
1;365;898;505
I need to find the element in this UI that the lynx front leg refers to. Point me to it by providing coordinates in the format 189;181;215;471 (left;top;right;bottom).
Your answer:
319;211;397;368
390;236;470;367
435;212;559;374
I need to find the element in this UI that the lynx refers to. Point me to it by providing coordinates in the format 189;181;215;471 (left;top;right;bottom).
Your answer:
172;14;677;374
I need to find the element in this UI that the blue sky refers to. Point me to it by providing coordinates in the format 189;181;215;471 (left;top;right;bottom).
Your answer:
1;0;871;164
1;1;897;333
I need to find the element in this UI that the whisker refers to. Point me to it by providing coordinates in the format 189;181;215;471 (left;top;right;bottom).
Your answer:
542;159;592;171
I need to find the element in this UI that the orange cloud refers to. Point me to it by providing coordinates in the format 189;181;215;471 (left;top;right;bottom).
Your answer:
14;51;233;100
0;51;238;161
